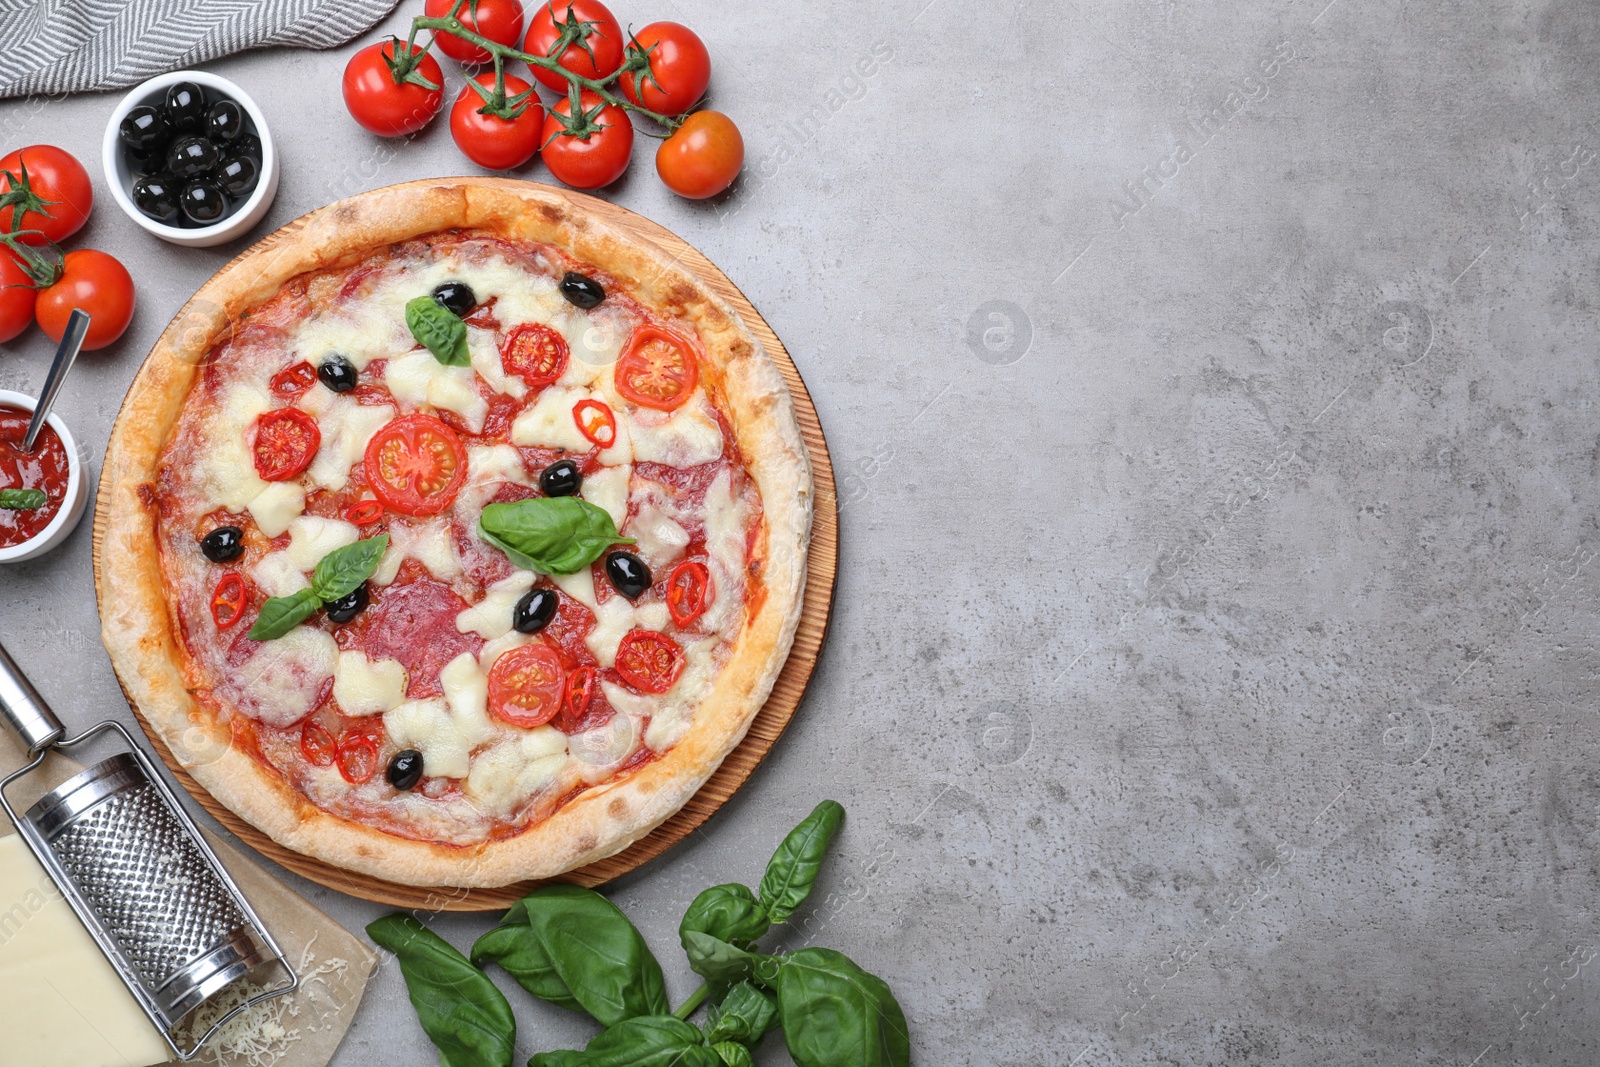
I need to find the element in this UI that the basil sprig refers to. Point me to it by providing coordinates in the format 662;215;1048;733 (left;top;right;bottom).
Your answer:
246;534;388;640
406;294;470;366
366;915;515;1067
478;497;634;576
0;488;47;510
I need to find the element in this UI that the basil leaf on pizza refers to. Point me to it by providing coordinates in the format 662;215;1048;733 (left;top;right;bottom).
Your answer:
0;488;47;509
479;497;635;576
310;533;388;601
246;587;321;640
406;294;471;366
758;800;845;923
367;915;516;1067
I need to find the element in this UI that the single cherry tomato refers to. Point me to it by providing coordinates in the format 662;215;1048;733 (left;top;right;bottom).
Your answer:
342;41;445;137
666;560;712;627
541;90;633;190
344;499;385;526
0;251;34;344
270;360;318;398
35;249;136;351
451;72;544;170
300;719;337;766
618;22;710;116
252;408;321;482
572;398;616;448
487;642;566;727
336;729;380;784
363;413;466;516
562;664;596;721
614;629;686;694
656;111;743;200
0;145;92;245
522;0;624;92
501;321;569;386
426;0;526;64
210;573;247;630
615;325;699;410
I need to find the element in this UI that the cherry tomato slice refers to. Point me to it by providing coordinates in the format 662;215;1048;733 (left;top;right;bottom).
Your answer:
614;629;686;694
211;573;247;630
363;413;466;517
563;664;596;719
487;643;566;727
270;361;318;398
344;499;384;526
573;398;617;448
336;730;380;784
615;326;699;410
666;560;712;627
300;719;336;767
253;408;321;482
501;322;570;387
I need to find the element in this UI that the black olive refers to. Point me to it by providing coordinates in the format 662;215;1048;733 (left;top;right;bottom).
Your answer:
206;99;245;143
132;173;182;224
512;588;559;634
318;354;358;393
325;582;369;624
232;132;263;162
539;459;582;497
214;154;259;198
119;105;169;153
126;145;168;177
386;749;424;790
432;281;476;317
167;136;219;180
179;180;228;225
559;271;604;309
200;525;244;563
164;82;206;133
605;551;651;599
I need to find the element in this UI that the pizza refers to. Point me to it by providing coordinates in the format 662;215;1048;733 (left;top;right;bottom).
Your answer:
97;180;812;888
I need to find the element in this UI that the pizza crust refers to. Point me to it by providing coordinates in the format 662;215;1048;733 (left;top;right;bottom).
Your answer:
98;179;813;887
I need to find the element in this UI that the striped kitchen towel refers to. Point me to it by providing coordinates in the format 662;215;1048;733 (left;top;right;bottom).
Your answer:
0;0;401;99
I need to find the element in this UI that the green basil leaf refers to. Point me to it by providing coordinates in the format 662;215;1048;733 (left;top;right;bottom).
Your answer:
245;588;321;641
310;534;389;602
527;1053;587;1067
0;488;46;510
406;295;470;366
471;885;668;1026
530;1016;721;1067
704;981;778;1045
681;884;771;953
774;948;909;1067
711;1041;755;1067
478;497;634;577
759;800;845;923
366;914;516;1067
682;931;767;984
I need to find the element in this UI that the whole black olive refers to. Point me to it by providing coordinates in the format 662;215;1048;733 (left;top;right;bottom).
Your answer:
559;271;604;309
318;354;358;393
179;180;228;225
605;551;651;599
167;136;219;180
132;173;182;224
232;132;263;161
386;749;424;790
325;582;370;624
432;281;476;317
512;588;559;634
200;525;244;563
214;154;259;198
126;145;167;177
539;459;582;497
206;99;245;143
164;82;206;133
119;105;169;153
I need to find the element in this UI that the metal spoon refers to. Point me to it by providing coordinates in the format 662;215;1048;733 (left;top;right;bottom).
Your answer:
21;308;90;453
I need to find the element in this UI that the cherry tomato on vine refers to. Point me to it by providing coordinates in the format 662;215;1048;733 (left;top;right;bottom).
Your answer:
35;249;135;351
451;72;544;170
656;111;743;200
0;252;34;344
522;0;624;92
0;146;92;246
541;90;633;190
619;22;710;116
426;0;525;64
342;41;445;137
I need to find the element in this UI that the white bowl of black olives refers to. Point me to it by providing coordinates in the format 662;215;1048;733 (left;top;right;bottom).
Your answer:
101;70;278;247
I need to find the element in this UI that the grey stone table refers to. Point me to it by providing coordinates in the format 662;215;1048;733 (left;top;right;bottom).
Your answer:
3;1;1598;1063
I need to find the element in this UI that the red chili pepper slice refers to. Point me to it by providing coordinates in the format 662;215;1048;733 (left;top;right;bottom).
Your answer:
336;730;380;784
572;398;617;449
666;560;712;627
211;573;247;630
300;720;336;767
563;665;596;721
270;360;318;398
344;499;384;526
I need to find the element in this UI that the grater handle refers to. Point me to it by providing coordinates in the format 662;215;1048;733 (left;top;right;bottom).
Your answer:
0;639;64;755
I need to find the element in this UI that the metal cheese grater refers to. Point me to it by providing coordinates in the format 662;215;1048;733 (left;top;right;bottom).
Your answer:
0;641;297;1059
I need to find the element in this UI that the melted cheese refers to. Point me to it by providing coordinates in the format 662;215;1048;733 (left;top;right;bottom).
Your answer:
465;727;570;815
627;505;690;571
478;630;531;674
581;464;631;528
384;699;473;779
247;481;307;538
626;397;723;466
300;393;394;492
484;266;566;330
439;652;496;747
559;310;627;387
510;386;594;451
460;444;534;514
251;551;310;599
568;710;639;776
585;596;636;668
635;600;670;632
700;470;749;639
457;572;535;640
194;383;272;512
384;350;488;432
235;627;339;727
286;516;360;571
333;651;408;716
643;636;719;752
468;327;527;399
551;566;596;609
373;517;460;585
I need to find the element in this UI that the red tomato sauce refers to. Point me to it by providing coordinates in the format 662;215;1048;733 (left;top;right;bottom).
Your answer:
0;405;68;547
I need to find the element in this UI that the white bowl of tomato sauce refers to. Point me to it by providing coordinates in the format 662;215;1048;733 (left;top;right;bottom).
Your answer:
0;389;87;563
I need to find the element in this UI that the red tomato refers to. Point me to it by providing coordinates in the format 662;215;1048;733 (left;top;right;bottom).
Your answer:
300;720;336;766
619;22;710;116
541;90;633;189
614;629;686;694
211;573;247;630
252;408;321;481
522;0;624;92
0;251;34;344
0;146;92;246
35;249;135;351
363;413;466;516
451;72;544;170
615;325;699;410
572;398;616;448
501;322;569;386
270;360;317;398
487;642;566;727
342;41;445;137
426;0;526;64
666;560;712;627
344;499;384;526
336;730;380;784
656;111;743;200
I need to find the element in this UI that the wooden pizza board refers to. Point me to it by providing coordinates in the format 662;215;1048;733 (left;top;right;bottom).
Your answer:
91;180;839;911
